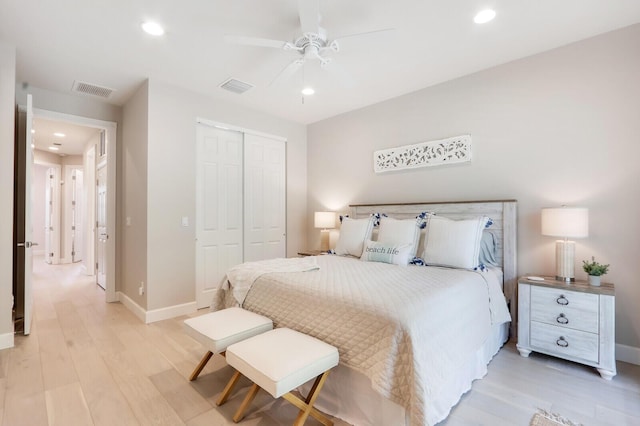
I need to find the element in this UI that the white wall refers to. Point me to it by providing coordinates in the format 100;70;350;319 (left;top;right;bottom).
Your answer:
142;80;308;311
307;24;640;351
0;42;16;348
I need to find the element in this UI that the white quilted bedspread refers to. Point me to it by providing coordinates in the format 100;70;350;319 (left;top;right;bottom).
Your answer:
214;255;510;426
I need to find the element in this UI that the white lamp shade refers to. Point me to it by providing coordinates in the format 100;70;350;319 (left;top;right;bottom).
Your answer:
314;211;336;229
541;207;589;238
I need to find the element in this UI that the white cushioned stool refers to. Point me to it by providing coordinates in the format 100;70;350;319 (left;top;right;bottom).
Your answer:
183;307;273;394
219;328;339;426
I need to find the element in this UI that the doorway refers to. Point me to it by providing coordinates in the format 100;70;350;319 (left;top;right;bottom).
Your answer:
15;106;118;335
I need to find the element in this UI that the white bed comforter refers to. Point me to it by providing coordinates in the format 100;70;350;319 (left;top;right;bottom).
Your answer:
214;255;510;426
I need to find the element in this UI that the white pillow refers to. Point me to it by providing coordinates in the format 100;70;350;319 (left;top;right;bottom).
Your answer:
335;216;375;257
422;215;491;269
360;240;412;266
377;217;421;258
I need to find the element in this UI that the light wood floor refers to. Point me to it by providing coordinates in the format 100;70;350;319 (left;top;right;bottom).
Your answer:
1;260;639;426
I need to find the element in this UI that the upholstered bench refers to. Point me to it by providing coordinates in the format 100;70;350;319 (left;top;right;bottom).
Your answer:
218;327;339;426
183;307;273;388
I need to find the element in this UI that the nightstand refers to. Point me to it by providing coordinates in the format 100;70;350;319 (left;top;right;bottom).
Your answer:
297;250;325;257
517;276;616;379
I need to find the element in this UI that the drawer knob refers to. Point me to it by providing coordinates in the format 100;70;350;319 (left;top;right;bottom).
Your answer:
556;336;569;348
556;295;569;306
556;313;569;324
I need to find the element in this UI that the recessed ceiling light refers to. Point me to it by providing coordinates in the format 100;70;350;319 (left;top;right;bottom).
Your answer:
474;9;496;24
48;146;59;151
31;129;35;134
31;144;35;148
54;132;65;137
301;87;315;96
142;21;165;36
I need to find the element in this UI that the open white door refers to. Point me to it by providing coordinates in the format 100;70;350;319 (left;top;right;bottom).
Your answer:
44;166;60;264
96;164;107;290
195;124;244;308
71;169;84;263
22;94;34;335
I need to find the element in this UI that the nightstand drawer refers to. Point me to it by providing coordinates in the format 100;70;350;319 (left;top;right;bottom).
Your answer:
530;286;598;333
530;321;598;363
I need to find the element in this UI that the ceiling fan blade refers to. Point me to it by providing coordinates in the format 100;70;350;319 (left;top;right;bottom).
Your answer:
298;0;320;34
224;35;289;49
332;28;396;44
269;59;305;87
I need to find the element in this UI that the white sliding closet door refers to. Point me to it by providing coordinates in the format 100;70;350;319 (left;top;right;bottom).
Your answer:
243;134;286;262
196;125;244;309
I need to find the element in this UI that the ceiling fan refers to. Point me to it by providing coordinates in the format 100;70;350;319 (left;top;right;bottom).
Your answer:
224;0;394;87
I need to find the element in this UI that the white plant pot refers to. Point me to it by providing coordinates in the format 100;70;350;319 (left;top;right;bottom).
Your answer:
588;275;601;286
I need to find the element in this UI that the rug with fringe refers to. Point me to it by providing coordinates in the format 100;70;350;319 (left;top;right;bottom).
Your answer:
530;409;583;426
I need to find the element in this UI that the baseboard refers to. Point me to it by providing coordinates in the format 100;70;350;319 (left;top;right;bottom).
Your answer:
146;301;197;323
117;291;196;324
116;291;147;323
616;343;640;366
0;332;14;350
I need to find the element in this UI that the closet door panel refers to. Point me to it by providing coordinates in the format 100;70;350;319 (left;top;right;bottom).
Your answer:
196;125;244;308
244;134;286;262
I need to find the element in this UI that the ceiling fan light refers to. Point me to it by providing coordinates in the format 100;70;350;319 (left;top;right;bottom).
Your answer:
302;87;315;95
474;9;496;24
48;146;59;151
142;21;165;36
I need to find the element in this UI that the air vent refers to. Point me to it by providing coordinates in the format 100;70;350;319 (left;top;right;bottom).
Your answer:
219;78;254;94
71;81;115;99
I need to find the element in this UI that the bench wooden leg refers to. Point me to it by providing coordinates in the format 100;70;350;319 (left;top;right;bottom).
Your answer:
216;370;242;406
233;383;260;423
189;351;213;381
283;371;333;426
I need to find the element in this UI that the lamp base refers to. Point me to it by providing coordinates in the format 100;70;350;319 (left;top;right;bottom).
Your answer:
555;240;575;283
320;230;330;252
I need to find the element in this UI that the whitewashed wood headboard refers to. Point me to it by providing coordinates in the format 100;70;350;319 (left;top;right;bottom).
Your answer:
351;199;518;338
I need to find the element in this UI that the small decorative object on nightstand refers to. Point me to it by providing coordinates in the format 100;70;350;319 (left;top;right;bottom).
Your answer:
517;276;616;380
582;256;610;287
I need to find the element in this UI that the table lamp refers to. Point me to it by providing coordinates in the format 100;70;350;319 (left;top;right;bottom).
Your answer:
541;207;589;282
314;212;336;252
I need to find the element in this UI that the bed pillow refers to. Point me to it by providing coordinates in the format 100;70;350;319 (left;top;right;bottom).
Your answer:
334;216;375;257
376;217;421;257
422;215;492;269
479;230;500;267
360;240;412;266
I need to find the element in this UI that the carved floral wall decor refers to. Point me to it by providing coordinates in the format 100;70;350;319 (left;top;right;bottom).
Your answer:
373;134;471;173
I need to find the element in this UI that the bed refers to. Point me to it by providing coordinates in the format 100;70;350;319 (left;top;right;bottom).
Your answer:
212;200;517;426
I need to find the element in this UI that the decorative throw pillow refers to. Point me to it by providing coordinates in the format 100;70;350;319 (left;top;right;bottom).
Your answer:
360;240;413;266
377;217;421;258
334;216;375;257
422;215;492;269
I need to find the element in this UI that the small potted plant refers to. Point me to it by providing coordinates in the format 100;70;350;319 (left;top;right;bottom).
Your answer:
582;256;610;286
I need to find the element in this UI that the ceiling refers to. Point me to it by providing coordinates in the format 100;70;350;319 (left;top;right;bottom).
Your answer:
32;118;100;156
2;1;640;125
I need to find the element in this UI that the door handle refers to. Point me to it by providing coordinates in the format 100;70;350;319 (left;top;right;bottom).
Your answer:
17;241;34;248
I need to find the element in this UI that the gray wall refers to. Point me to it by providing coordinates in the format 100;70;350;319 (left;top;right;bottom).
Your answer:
307;24;640;351
121;81;149;309
122;79;308;311
0;42;16;348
